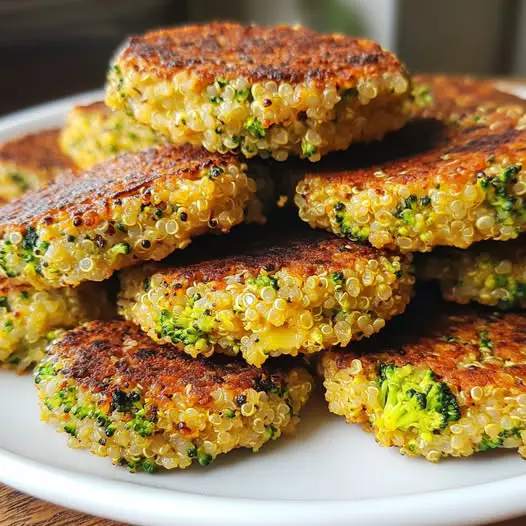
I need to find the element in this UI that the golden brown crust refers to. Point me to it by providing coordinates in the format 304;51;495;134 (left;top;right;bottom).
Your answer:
413;75;526;118
134;218;398;284
0;129;76;173
334;302;526;393
119;22;408;87
72;101;110;115
0;144;238;230
54;320;295;405
300;76;526;190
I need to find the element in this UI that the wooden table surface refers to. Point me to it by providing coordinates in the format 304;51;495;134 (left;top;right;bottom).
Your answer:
2;77;526;526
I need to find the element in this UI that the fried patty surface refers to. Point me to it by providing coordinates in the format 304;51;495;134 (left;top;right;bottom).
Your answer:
411;75;526;119
35;320;313;471
418;236;526;309
60;102;166;169
115;23;407;86
295;76;526;251
0;145;262;289
321;299;526;461
106;23;411;161
119;222;414;366
0;129;76;201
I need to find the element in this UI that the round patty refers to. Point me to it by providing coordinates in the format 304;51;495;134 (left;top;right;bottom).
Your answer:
295;76;526;252
0;281;113;372
321;301;526;461
0;129;77;201
106;22;411;162
35;320;313;471
417;237;526;309
119;225;414;366
0;145;264;289
60;102;166;170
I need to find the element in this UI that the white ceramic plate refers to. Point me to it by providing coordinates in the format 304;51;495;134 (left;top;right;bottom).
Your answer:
1;91;526;526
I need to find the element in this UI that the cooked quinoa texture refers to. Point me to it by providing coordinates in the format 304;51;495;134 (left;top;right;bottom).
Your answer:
0;280;113;372
60;102;167;170
35;320;313;471
106;22;411;162
321;302;526;461
295;76;526;252
0;129;76;201
0;145;264;289
418;237;526;309
119;228;414;366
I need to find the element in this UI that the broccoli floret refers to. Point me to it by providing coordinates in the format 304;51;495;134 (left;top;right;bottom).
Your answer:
478;434;503;452
235;87;252;102
377;364;461;440
22;226;39;252
244;117;265;139
34;362;57;384
334;210;370;242
63;423;77;436
110;389;141;413
8;172;30;192
125;408;155;437
247;274;279;290
110;242;131;256
156;307;213;346
413;85;433;107
330;271;345;290
197;448;214;466
477;164;522;224
301;138;317;158
479;427;523;452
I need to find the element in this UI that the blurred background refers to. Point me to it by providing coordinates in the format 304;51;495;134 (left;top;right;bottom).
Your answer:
1;0;525;114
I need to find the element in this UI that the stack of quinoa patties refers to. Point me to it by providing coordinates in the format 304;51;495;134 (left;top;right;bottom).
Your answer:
1;22;524;472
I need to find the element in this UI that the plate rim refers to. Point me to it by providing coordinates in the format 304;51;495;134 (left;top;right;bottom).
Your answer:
2;447;526;526
1;89;526;526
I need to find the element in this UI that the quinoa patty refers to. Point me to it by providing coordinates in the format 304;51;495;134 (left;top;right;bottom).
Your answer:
295;76;526;252
411;75;526;120
321;302;526;461
0;281;113;372
35;320;313;471
60;102;166;170
106;22;411;162
119;226;414;366
418;237;526;309
0;129;76;201
0;145;264;289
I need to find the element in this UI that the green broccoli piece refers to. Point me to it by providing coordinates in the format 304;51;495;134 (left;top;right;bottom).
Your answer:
0;296;9;310
301;138;317;158
110;242;131;256
377;364;461;439
64;422;77;436
156;308;212;346
247;274;279;290
8;172;30;192
244;117;265;139
197;448;214;466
